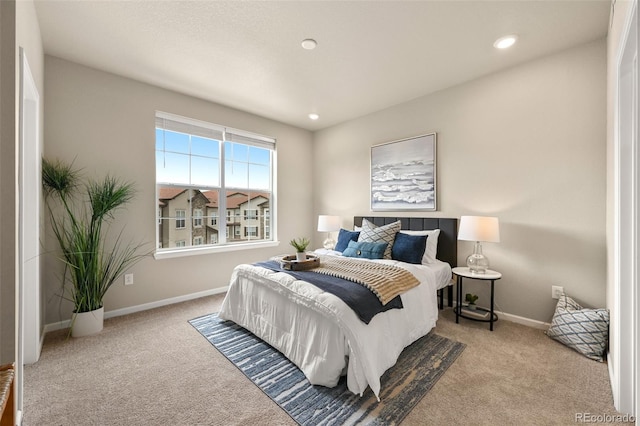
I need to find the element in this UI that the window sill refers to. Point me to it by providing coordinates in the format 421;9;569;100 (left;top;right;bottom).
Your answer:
153;240;280;260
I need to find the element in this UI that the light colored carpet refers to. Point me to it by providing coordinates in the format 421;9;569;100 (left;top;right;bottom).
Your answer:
24;294;619;425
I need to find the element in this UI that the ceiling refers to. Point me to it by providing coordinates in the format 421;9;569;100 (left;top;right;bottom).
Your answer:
34;1;611;131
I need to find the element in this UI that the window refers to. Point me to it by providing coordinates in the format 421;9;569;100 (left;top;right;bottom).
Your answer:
193;209;203;227
245;226;258;237
176;210;186;229
244;209;258;220
156;112;275;255
264;208;270;239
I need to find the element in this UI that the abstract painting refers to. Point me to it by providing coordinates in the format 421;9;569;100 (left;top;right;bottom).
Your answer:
370;133;437;211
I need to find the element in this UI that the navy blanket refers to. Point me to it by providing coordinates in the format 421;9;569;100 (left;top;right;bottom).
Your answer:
254;260;403;324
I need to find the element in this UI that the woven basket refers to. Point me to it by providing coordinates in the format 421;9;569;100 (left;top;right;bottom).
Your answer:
280;254;320;271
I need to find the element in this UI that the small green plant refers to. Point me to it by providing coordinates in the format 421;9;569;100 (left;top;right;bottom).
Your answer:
289;237;310;253
465;293;479;305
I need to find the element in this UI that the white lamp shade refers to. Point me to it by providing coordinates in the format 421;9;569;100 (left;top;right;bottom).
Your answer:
458;216;500;243
317;215;341;232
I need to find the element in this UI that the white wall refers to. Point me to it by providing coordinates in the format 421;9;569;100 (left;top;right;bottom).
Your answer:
43;56;314;324
313;39;607;323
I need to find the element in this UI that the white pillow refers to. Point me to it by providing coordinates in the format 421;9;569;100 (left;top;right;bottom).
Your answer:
400;229;440;264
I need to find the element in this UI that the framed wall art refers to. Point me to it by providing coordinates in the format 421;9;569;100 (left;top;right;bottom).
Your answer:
370;133;437;211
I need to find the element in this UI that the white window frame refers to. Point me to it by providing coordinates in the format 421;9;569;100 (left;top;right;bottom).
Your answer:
194;236;203;245
154;112;279;259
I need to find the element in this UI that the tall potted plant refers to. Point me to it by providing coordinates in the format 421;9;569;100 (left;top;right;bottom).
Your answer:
42;158;147;337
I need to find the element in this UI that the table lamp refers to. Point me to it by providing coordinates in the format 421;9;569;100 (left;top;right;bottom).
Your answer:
317;215;341;250
458;216;500;274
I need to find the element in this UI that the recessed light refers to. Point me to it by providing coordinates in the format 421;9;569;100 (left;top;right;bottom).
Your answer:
301;39;317;50
493;35;518;49
308;113;319;120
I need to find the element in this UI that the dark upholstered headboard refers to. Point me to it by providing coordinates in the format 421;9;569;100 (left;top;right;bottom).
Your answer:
354;216;458;268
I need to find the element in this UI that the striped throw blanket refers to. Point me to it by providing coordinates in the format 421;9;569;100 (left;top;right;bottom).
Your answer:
312;255;420;305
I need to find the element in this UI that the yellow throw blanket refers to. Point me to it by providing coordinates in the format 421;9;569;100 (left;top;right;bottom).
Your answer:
313;255;420;305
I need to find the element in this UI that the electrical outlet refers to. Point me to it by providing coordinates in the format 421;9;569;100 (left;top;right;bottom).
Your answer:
551;285;564;299
124;273;134;286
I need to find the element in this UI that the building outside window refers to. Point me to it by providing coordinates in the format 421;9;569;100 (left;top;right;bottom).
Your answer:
155;112;275;254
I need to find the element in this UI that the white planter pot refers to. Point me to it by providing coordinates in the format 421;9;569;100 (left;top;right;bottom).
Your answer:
71;307;104;337
296;252;307;262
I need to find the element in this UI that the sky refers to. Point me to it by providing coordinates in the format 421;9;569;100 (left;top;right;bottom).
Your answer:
155;129;271;190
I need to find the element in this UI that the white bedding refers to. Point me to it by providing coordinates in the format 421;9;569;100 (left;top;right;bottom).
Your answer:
218;256;452;399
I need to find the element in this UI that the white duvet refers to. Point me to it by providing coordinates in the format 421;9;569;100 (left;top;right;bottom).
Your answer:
219;256;451;399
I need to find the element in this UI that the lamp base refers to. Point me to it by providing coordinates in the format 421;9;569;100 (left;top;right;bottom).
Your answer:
323;238;335;250
466;241;489;273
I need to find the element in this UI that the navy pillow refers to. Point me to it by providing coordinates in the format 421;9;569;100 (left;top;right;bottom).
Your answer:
342;240;388;259
392;232;428;264
334;228;360;252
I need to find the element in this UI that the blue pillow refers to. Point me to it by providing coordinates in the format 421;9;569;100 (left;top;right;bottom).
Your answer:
391;232;428;264
334;229;360;252
342;240;388;259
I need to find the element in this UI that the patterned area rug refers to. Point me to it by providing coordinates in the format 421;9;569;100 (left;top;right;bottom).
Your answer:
189;313;465;426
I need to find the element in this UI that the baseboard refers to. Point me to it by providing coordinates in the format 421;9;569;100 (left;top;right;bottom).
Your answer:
43;286;228;334
495;310;550;330
44;289;547;333
444;298;551;330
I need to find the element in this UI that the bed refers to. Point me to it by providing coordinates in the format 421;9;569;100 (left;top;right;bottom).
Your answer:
219;216;457;399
